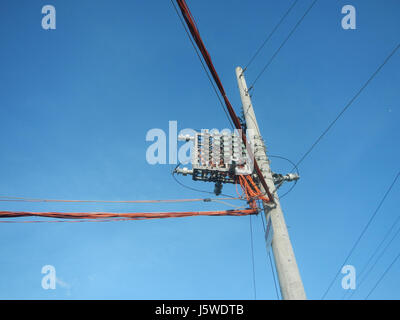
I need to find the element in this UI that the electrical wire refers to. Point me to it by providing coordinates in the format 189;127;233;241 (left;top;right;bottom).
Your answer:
249;214;257;300
365;250;400;300
346;223;400;300
245;154;300;202
260;207;280;300
294;43;400;169
0;218;157;224
0;195;240;204
267;252;280;300
321;170;400;299
237;175;269;204
0;208;258;223
248;0;318;91
0;163;270;223
170;0;234;129
211;199;247;210
342;210;400;299
269;155;300;199
242;0;299;72
171;164;242;199
174;0;274;202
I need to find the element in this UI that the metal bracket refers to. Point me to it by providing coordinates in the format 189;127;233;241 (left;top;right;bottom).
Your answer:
272;172;300;189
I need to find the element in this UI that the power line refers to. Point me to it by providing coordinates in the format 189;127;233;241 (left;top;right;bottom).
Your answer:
242;0;299;72
295;43;400;169
269;155;300;199
321;170;400;299
249;214;257;299
268;252;280;300
0;195;239;204
254;154;300;201
342;208;400;299
347;223;400;300
260;207;280;299
170;0;234;129
248;0;318;91
365;250;400;300
0;207;258;222
173;0;275;202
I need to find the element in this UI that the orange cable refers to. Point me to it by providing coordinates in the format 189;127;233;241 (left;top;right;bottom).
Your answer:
0;208;258;222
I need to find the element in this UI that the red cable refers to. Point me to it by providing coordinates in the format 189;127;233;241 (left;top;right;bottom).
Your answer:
0;208;257;222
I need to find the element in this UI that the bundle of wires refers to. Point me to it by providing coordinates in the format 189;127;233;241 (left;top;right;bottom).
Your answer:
0;174;270;223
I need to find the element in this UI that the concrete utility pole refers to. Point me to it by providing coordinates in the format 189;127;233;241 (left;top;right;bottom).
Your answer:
235;66;306;300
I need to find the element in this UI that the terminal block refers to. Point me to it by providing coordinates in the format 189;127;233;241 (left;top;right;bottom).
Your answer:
176;130;253;186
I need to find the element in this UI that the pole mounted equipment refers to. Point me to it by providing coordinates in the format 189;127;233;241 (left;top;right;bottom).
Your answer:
175;0;274;202
173;0;306;299
176;130;254;195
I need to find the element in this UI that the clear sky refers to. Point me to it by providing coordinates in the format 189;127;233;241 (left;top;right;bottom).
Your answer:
0;0;399;300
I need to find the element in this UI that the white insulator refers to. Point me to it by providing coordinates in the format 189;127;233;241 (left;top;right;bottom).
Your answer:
178;134;194;141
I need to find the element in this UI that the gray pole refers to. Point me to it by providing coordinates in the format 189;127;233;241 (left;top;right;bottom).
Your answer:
235;66;306;300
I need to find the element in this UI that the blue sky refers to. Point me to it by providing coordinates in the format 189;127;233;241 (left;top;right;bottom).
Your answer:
0;0;399;299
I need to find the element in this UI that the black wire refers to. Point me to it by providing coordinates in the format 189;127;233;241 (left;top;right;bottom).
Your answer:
269;155;300;199
289;43;400;298
343;212;400;299
170;0;235;130
251;154;300;202
321;171;400;299
171;0;297;201
248;0;318;91
295;43;400;169
249;214;257;300
260;208;280;300
268;252;280;300
347;223;400;300
243;0;299;72
365;250;400;300
279;180;298;199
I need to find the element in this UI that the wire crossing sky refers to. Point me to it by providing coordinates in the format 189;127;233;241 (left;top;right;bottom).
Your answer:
0;0;399;299
322;171;400;299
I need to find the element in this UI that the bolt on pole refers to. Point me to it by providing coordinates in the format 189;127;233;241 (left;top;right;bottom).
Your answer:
235;66;306;300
